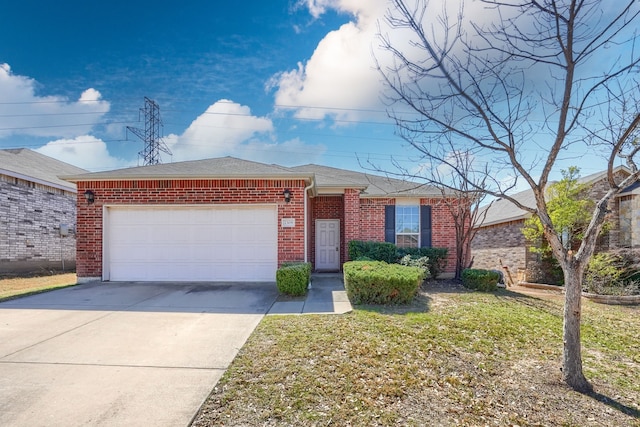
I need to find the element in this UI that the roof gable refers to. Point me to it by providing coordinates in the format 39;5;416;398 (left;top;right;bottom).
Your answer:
290;164;443;197
0;148;86;192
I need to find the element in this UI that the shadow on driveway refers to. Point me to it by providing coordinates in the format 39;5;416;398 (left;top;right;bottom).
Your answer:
0;281;279;314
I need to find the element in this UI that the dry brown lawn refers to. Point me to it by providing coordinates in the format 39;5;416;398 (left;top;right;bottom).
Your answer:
192;280;640;427
0;273;77;300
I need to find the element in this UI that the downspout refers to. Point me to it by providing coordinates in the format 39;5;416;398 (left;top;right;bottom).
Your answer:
303;177;316;264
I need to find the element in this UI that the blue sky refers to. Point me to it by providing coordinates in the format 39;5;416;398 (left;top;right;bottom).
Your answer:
0;0;636;186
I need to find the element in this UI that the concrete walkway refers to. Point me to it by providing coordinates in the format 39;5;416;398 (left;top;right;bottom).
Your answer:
268;273;352;315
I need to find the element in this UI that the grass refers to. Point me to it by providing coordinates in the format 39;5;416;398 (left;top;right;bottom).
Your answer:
192;283;640;427
0;273;78;301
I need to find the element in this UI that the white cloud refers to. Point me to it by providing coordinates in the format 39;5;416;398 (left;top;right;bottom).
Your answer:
271;0;388;123
274;1;522;124
0;63;110;138
165;100;325;163
35;135;131;171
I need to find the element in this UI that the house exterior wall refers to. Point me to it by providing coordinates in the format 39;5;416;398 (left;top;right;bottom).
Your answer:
470;171;628;283
359;198;392;242
76;179;307;280
308;195;459;274
618;195;640;247
471;219;527;281
309;196;344;265
0;174;76;274
422;198;459;273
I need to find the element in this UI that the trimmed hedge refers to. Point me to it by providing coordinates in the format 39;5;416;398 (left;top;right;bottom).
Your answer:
461;268;500;292
343;260;425;305
348;241;397;264
348;240;449;278
276;262;312;296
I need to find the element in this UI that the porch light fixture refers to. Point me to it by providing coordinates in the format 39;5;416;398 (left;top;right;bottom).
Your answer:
283;189;292;203
84;190;95;204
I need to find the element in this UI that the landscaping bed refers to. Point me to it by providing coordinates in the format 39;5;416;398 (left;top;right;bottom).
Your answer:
191;280;640;426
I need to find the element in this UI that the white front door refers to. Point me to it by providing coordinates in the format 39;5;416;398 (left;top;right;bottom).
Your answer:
316;219;340;271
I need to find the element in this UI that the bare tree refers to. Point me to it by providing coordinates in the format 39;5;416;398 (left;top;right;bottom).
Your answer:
378;0;640;392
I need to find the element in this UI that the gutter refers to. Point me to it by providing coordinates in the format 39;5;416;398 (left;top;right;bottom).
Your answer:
303;177;316;263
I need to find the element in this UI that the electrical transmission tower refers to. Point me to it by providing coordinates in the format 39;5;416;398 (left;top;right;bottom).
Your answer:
127;97;172;165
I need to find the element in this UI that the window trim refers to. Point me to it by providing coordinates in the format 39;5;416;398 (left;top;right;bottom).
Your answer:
395;205;420;248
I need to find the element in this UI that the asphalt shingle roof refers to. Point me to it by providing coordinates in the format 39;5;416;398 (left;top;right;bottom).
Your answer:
290;164;443;197
62;156;313;181
62;156;444;198
0;148;86;192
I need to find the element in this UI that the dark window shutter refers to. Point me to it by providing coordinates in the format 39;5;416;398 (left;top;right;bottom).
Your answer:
420;205;432;248
384;205;395;243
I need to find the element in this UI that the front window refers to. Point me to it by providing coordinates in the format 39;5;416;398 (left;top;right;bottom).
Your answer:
396;206;419;248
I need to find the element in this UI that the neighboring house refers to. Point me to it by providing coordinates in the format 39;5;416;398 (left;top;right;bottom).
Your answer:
0;148;87;274
471;166;631;283
61;157;462;283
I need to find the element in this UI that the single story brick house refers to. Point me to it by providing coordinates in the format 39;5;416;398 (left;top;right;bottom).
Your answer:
62;157;460;283
0;148;86;274
471;166;631;283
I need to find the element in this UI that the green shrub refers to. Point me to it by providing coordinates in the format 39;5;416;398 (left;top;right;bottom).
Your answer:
399;254;431;280
461;269;500;292
584;250;640;296
397;247;448;279
276;262;311;296
348;241;397;264
343;260;425;305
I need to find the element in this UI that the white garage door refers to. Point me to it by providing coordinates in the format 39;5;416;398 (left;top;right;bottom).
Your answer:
105;205;278;282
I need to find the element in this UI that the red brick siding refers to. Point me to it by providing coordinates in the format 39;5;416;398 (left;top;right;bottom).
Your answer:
343;189;361;262
76;179;307;279
359;198;394;242
421;198;457;273
307;194;460;274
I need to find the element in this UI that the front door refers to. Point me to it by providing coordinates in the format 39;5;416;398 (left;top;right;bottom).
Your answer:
316;219;340;271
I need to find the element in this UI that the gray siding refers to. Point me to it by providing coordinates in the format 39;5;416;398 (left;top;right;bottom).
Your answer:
0;174;76;274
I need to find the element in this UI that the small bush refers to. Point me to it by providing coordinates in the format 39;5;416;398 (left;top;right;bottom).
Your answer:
348;241;397;264
343;260;425;305
397;247;448;279
461;269;500;292
584;250;640;296
276;262;311;296
399;254;431;280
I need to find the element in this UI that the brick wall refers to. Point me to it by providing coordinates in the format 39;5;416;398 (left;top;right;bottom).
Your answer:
76;179;307;279
0;175;76;273
359;198;392;242
309;196;344;265
470;171;629;283
343;189;361;262
471;219;527;279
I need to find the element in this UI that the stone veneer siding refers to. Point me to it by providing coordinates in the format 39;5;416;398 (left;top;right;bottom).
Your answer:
0;174;76;273
618;195;639;247
76;179;307;280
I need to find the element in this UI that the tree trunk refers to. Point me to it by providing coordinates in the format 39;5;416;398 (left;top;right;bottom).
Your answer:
561;262;593;393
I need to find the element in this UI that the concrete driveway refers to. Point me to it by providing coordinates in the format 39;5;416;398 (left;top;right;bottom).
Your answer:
0;281;278;427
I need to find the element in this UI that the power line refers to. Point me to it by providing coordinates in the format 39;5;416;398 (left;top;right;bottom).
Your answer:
126;97;171;165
